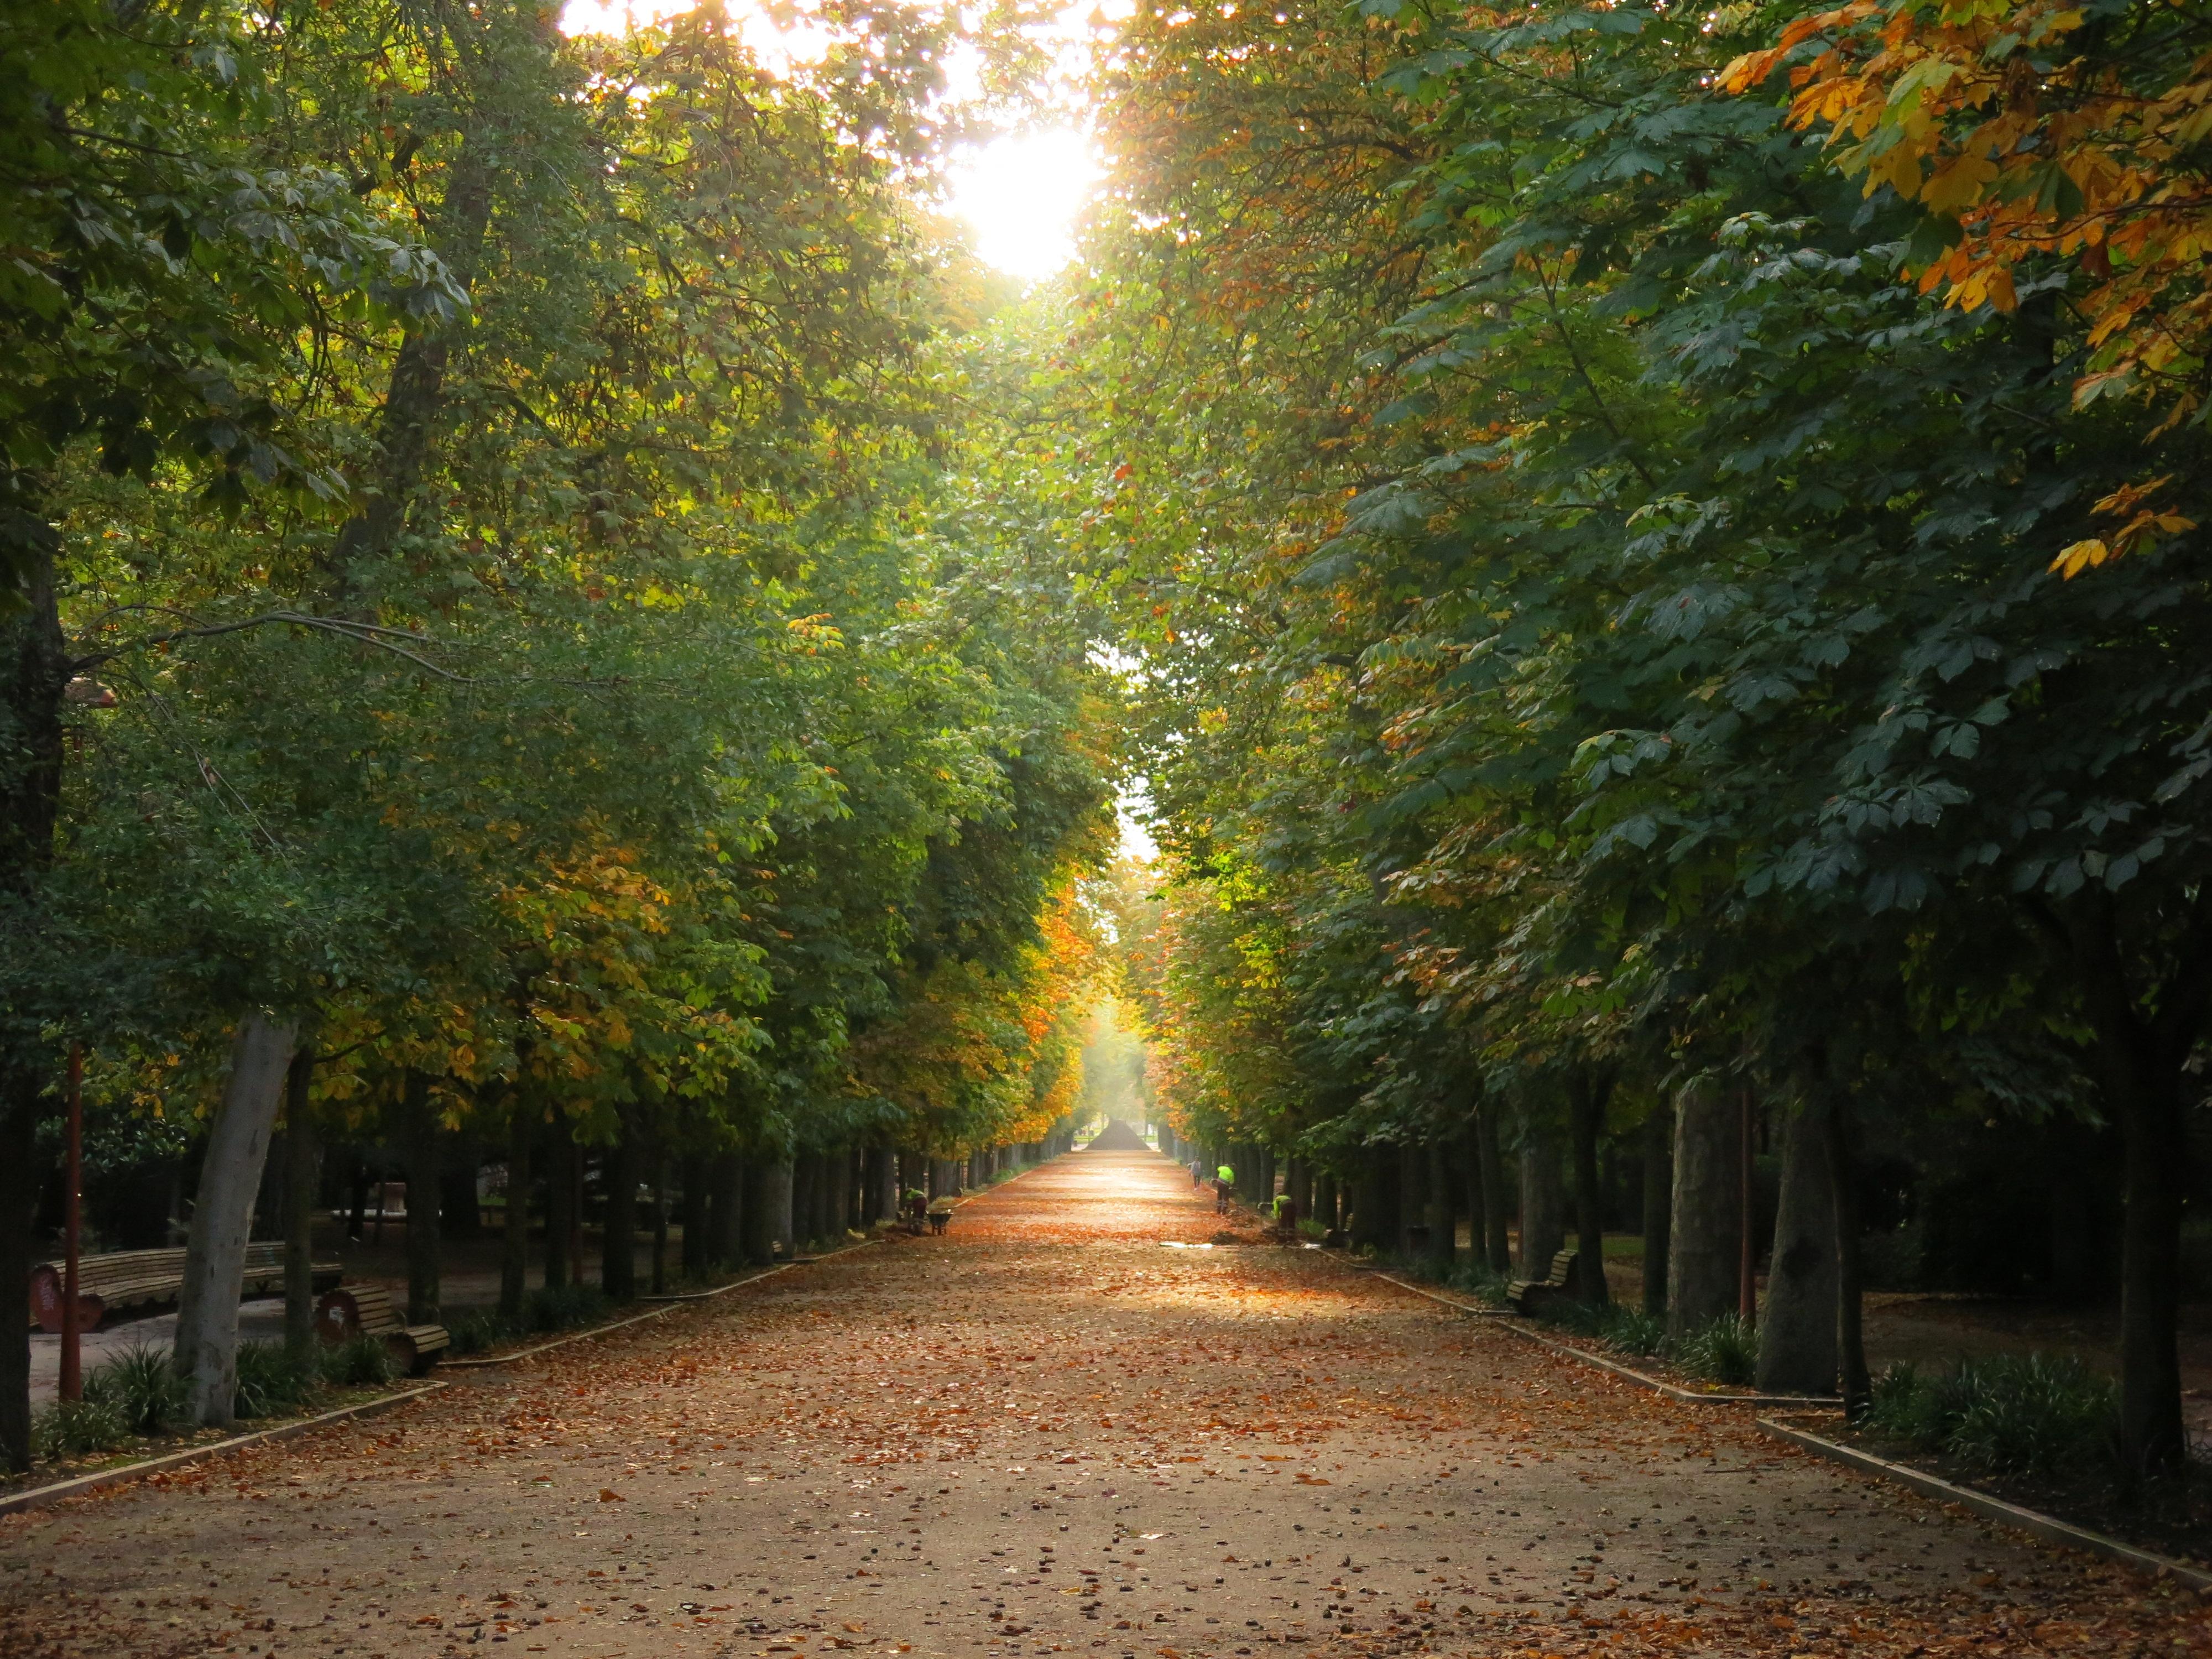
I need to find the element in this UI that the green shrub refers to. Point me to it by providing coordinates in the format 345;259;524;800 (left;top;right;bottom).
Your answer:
34;1395;132;1459
1295;1217;1328;1240
445;1308;521;1357
524;1283;612;1333
233;1340;319;1419
84;1342;190;1436
1673;1314;1757;1386
1865;1354;2117;1477
320;1333;400;1388
1594;1304;1667;1358
1443;1261;1513;1306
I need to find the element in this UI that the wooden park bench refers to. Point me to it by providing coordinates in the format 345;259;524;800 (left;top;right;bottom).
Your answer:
313;1282;450;1374
1506;1248;1579;1314
28;1241;339;1333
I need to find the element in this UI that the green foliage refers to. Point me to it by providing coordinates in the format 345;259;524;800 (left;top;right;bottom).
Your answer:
523;1285;613;1335
1672;1316;1758;1388
31;1396;131;1460
82;1344;189;1437
319;1335;400;1389
232;1341;319;1420
1867;1356;2119;1478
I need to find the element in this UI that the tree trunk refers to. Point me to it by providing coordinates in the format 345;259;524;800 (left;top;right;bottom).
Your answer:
0;1079;44;1471
1667;1077;1739;1340
1567;1072;1612;1305
602;1115;637;1302
401;1072;442;1323
1423;1142;1456;1275
739;1157;773;1265
1348;1150;1396;1251
713;1152;745;1267
1640;1100;1672;1317
174;1013;297;1427
1820;1087;1871;1418
1476;1103;1511;1272
1757;1097;1838;1395
1517;1120;1564;1278
544;1125;573;1290
502;1105;531;1317
283;1051;319;1356
650;1152;669;1295
762;1160;794;1258
681;1157;708;1275
1397;1142;1427;1258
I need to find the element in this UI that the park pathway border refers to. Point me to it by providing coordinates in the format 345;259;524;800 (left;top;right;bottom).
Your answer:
1757;1413;2212;1593
444;1236;881;1369
1357;1264;1841;1408
2;1230;902;1516
0;1381;443;1520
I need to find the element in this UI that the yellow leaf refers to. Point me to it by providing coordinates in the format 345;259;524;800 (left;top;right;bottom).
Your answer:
2051;538;2111;578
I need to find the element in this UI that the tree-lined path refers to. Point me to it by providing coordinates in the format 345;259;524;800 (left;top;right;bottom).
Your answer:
4;1149;2202;1659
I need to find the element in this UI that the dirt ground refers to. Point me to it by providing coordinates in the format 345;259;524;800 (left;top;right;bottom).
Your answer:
4;1151;2206;1659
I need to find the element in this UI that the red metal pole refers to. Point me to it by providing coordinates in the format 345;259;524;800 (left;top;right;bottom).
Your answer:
60;1043;83;1402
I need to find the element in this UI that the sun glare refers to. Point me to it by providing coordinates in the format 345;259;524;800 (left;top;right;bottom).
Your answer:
947;127;1101;283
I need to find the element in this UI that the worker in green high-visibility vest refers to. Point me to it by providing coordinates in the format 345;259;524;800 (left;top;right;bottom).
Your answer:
1214;1164;1234;1215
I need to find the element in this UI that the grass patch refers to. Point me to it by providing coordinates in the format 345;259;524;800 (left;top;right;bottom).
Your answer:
1673;1313;1757;1386
32;1396;131;1459
232;1340;319;1420
83;1342;191;1436
322;1332;402;1386
1865;1353;2118;1478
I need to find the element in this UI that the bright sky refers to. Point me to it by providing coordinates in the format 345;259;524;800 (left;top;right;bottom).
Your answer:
560;0;1114;284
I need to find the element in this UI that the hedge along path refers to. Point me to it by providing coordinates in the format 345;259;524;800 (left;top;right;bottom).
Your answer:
1;1150;2205;1659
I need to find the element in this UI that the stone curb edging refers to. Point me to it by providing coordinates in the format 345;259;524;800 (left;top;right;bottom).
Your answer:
1362;1268;1842;1410
443;1239;881;1369
1756;1414;2212;1592
0;1382;444;1520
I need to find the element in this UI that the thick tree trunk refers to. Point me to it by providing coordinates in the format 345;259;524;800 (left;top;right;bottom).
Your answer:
1568;1072;1612;1305
1641;1101;1672;1316
1667;1077;1739;1340
1517;1120;1564;1277
174;1013;297;1427
602;1116;637;1302
829;1149;852;1239
283;1051;319;1356
1397;1142;1427;1258
502;1106;531;1317
1;544;67;1468
681;1157;708;1275
762;1160;794;1258
740;1156;775;1265
1820;1088;1871;1418
1423;1142;1456;1275
0;1082;43;1471
401;1072;442;1323
2112;1073;2188;1472
712;1152;745;1267
1475;1105;1511;1272
1757;1098;1838;1395
544;1126;573;1290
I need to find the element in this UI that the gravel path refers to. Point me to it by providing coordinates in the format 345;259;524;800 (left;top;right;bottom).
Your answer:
4;1150;2205;1658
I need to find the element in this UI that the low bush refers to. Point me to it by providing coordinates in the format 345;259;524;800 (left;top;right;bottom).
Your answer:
1594;1304;1667;1358
321;1333;401;1387
33;1395;132;1459
233;1340;319;1419
524;1284;612;1333
84;1343;190;1436
1865;1354;2117;1478
1673;1313;1757;1386
445;1308;521;1357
